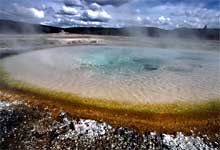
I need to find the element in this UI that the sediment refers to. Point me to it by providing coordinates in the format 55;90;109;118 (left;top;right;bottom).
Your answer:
0;100;219;150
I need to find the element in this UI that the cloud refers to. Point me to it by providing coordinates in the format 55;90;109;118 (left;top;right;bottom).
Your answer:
59;5;78;15
44;14;110;27
150;4;220;28
89;3;102;11
41;1;112;27
158;16;169;22
85;0;130;6
13;3;45;19
29;8;45;18
63;0;82;6
106;1;220;29
83;9;111;22
82;3;111;22
0;0;219;29
56;2;111;23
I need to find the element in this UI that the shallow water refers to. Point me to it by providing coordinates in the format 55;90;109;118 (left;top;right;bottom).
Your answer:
2;46;220;103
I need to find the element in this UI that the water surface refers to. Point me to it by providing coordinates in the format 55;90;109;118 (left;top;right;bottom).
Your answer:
2;46;220;103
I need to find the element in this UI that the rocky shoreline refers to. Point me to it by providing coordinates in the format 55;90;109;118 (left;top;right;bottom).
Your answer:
0;101;219;150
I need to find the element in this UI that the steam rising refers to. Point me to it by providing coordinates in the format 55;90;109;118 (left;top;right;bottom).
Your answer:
2;45;219;103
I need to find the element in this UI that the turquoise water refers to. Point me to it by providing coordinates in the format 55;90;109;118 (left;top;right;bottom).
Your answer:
2;46;220;103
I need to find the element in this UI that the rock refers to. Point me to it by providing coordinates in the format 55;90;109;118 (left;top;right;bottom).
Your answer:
0;100;219;150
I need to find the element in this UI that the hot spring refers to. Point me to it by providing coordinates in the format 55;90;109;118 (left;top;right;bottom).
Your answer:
2;46;220;103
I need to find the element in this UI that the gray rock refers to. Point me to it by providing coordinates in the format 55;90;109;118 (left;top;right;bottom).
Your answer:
0;100;219;150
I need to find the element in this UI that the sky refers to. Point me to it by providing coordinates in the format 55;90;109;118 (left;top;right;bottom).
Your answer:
0;0;219;29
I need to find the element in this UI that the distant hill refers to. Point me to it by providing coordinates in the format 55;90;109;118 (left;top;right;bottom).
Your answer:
65;26;220;40
0;19;62;33
0;19;219;40
173;27;220;40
